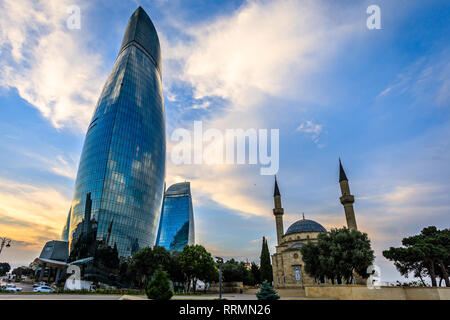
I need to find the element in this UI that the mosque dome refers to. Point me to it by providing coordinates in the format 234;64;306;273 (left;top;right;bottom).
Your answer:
285;218;327;235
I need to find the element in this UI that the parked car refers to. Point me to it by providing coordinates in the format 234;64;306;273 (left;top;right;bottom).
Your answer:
33;286;54;293
4;284;23;292
33;282;47;288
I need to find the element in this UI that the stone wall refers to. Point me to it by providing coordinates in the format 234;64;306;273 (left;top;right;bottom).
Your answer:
243;287;306;297
305;285;450;300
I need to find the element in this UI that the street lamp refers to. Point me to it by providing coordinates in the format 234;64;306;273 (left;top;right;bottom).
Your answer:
215;256;223;300
0;237;12;257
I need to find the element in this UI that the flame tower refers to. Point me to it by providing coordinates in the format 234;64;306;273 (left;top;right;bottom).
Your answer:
66;7;166;258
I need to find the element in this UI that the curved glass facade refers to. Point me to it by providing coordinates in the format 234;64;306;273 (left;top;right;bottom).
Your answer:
61;208;71;241
68;7;165;259
156;182;195;252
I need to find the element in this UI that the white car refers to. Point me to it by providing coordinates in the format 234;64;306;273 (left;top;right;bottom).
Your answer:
33;282;46;288
4;284;23;292
33;286;54;293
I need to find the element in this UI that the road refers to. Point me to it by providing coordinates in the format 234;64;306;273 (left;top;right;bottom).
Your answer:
0;293;259;300
0;294;124;300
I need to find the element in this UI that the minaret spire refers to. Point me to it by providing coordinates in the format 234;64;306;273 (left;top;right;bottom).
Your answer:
339;158;348;182
273;176;284;245
338;159;357;230
274;175;280;196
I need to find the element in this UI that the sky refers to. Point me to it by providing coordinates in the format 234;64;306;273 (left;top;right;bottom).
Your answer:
0;0;449;283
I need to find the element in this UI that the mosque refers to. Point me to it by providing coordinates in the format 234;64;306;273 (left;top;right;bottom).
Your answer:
271;159;361;288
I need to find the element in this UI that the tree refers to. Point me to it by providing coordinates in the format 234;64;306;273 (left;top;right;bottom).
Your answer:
250;263;261;285
221;259;254;285
436;257;450;287
222;259;241;282
0;263;10;276
130;246;172;288
118;260;133;286
300;240;323;282
239;262;255;286
146;270;173;300
202;257;219;291
383;226;450;287
256;280;279;300
95;244;120;271
12;266;33;279
178;245;217;292
260;237;273;283
382;246;428;286
301;228;374;284
166;252;187;292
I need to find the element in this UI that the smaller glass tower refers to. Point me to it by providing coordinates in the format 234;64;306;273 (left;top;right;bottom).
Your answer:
156;182;195;252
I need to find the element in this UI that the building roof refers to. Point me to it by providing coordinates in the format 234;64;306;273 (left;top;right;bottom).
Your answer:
165;182;191;197
39;240;69;262
119;6;162;74
34;258;68;269
285;218;327;235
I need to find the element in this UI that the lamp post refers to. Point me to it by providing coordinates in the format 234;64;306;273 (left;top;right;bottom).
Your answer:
215;256;223;300
0;237;12;257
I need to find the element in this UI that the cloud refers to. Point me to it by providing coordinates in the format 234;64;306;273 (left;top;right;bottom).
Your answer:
167;164;269;217
50;155;78;179
296;120;323;144
378;86;392;97
191;100;211;110
0;177;71;263
377;48;450;107
0;0;105;131
162;0;360;217
21;151;78;180
162;0;360;112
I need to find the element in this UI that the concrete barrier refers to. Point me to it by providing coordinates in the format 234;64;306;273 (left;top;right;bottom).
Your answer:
305;285;450;300
438;288;450;300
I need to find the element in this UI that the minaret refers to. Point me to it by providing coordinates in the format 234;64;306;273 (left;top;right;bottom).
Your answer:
339;159;357;230
273;176;284;245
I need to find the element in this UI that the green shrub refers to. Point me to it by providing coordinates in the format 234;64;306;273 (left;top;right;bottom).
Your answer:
146;270;173;300
256;280;279;300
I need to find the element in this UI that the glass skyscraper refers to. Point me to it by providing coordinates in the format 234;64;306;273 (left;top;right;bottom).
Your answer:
156;182;195;252
66;7;166;259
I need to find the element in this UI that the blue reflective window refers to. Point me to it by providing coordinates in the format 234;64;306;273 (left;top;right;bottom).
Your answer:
156;182;195;252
